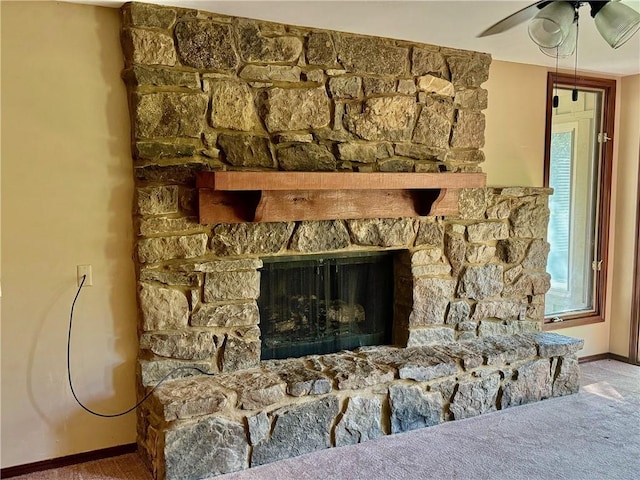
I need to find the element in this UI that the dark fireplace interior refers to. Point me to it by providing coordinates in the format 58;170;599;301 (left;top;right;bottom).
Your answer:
259;252;394;360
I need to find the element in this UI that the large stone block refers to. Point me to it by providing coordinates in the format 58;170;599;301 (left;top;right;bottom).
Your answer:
417;75;454;96
335;34;409;76
139;283;189;331
122;28;176;66
532;332;585;358
221;336;260;372
446;53;491;87
134;92;208;139
218;134;273;168
444;233;466;275
335;397;383;447
216;371;286;410
151;377;228;421
174;20;238;70
410;277;456;325
458;188;488;220
137;234;208;264
503;272;551;297
412;97;454;149
552;354;581;396
522;239;550;270
337;142;393;163
210;223;294;255
319;354;395;390
457;264;504;300
455;88;489;109
466;245;496;264
502;359;552;408
389;384;443;433
510;202;549;238
277;143;336;171
139;359;212;387
140;330;216;360
345;96;417;142
123;3;177;29
163;417;248;480
263;87;331;132
446;300;471;324
496;238;530;264
466;222;509;243
329;76;362;99
471;300;523;322
263;359;332;397
407;327;455;346
136;186;178;215
290;220;350;252
449;373;500;420
210;79;259;131
451;110;485;148
347;218;414;247
415;220;444;246
134;141;198;160
138;216;200;236
240;65;302;82
203;270;260;302
236;19;302;63
307;32;339;66
125;65;200;88
251;396;339;466
191;302;259;327
411;46;448;78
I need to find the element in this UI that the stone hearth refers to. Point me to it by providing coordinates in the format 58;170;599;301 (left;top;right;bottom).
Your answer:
120;3;584;480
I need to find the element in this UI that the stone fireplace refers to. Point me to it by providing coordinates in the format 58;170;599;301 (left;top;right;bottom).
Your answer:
121;3;584;480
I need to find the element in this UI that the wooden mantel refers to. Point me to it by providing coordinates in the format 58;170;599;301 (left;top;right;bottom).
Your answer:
196;171;487;224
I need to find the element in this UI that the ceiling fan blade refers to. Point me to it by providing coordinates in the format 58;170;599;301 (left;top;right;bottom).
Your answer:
478;1;549;37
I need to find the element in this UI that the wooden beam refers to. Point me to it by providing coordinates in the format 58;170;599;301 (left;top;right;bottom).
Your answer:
196;171;486;191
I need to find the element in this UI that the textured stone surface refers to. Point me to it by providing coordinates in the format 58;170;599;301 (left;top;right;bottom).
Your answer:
502;359;552;408
407;327;455;346
467;222;509;243
139;269;199;287
263;87;331;132
337;142;392;163
336;34;409;76
503;272;551;297
410;277;456;325
458;188;487;220
432;343;484;370
347;218;414;247
237;19;302;63
188;258;263;273
191;302;259;327
320;354;394;390
174;20;238;70
203;270;260;302
447;53;491;87
307;32;338;66
449;373;499;420
411;46;448;77
134;92;208;138
126;65;199;88
240;65;302;82
522;239;550;269
362;77;396;95
140;330;216;360
136;186;178;215
152;377;227;421
164;417;248;480
139;359;212;387
216;370;286;410
415;221;444;246
123;3;177;29
412;248;443;265
290;220;350;252
552;355;581;396
389;384;442;433
510;202;549;238
123;28;176;66
247;412;271;445
451;110;485;148
329;76;362;98
218;134;273;168
417;75;454;96
497;238;530;264
335;396;383;447
138;234;207;264
534;332;585;358
264;359;332;397
277;143;336;171
457;265;503;300
471;300;523;322
139;283;188;331
211;223;294;256
252;396;339;466
345;96;417;141
135;141;198;160
455;88;489;109
221;336;260;372
446;300;471;325
378;157;415;172
445;233;466;275
412;97;454;149
210;79;258;131
466;244;496;264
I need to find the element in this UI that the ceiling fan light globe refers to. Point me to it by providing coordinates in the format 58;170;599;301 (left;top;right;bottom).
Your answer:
539;21;578;57
594;1;640;48
528;1;576;48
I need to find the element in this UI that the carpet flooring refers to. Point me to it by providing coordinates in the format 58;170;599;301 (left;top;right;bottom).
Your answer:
8;359;640;480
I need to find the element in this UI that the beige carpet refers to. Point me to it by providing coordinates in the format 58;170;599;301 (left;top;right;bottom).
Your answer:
9;359;640;480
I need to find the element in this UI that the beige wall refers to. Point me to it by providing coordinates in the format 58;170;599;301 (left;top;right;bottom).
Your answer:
1;1;137;468
0;2;637;469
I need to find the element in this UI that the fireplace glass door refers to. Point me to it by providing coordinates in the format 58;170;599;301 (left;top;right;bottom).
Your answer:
259;252;394;360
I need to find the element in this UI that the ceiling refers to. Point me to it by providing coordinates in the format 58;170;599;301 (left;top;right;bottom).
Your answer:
62;0;640;76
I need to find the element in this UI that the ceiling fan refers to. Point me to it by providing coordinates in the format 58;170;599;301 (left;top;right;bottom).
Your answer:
479;0;640;57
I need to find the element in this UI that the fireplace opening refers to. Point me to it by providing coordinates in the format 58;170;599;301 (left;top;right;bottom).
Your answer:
258;252;394;360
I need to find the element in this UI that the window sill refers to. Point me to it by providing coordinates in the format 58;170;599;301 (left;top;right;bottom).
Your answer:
543;314;605;331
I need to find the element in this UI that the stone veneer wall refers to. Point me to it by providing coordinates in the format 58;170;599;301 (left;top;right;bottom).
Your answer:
119;3;582;480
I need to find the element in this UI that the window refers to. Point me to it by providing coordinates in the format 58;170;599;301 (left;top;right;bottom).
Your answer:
543;73;615;328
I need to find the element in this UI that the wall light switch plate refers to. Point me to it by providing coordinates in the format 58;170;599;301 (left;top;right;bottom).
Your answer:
77;265;93;287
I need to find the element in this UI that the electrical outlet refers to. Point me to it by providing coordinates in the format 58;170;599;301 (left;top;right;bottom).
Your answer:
77;265;93;287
